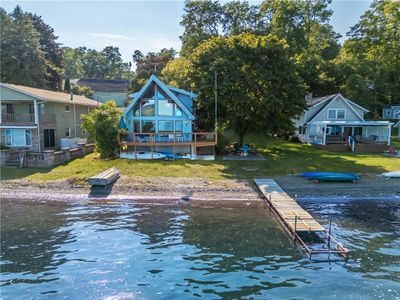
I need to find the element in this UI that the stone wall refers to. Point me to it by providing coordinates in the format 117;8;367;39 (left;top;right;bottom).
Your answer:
0;143;95;168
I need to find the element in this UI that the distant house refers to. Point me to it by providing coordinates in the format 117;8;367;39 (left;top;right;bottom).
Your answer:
294;93;392;151
121;75;216;159
1;83;98;152
383;105;400;120
76;78;129;107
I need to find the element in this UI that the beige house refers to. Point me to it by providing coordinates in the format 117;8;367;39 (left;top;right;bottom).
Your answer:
0;83;98;152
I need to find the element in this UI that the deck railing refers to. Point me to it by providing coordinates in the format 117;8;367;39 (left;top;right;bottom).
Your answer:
1;113;34;124
1;113;56;125
120;132;217;146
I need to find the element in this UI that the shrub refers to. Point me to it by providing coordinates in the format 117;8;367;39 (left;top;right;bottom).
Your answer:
81;101;121;159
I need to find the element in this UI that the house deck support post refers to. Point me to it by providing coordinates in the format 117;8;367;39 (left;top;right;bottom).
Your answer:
388;125;391;146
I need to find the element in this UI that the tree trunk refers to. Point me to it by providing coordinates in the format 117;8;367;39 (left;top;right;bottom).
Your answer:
238;127;247;147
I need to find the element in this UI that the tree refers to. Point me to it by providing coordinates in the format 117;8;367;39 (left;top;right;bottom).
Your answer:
71;84;93;99
25;12;64;90
81;101;121;159
180;0;222;56
64;78;71;92
0;6;48;87
63;46;132;80
336;0;400;117
187;33;306;145
129;48;176;92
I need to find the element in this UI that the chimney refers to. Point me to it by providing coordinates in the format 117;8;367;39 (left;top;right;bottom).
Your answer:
70;92;73;101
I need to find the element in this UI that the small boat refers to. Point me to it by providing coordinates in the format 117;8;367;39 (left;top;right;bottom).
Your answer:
382;171;400;178
158;151;181;159
299;172;360;182
120;151;166;160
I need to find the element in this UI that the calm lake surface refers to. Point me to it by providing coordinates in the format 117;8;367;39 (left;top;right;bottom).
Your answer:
1;198;399;300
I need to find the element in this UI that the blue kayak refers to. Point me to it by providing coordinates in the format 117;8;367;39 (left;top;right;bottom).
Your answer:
158;151;181;159
299;172;360;182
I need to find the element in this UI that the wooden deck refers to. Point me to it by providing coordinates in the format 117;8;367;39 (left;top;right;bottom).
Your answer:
254;179;324;232
254;178;349;260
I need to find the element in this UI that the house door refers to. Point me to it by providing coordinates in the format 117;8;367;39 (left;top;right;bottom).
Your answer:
44;129;55;148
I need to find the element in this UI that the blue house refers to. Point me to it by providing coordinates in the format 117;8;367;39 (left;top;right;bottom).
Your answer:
120;75;216;159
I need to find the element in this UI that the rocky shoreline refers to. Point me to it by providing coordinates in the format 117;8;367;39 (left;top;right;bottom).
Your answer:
0;175;399;206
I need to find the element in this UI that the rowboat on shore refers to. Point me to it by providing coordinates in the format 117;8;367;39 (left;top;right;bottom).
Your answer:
299;172;360;182
381;171;400;178
120;151;167;160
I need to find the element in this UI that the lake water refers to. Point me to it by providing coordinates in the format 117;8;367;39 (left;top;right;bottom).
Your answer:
1;198;399;299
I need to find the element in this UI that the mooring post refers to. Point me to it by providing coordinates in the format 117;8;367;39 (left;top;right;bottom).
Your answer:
294;216;298;242
328;215;332;250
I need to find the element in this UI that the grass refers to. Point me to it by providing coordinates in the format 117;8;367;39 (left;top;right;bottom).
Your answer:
1;134;399;182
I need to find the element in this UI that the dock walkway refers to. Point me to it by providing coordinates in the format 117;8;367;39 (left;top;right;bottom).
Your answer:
254;178;349;260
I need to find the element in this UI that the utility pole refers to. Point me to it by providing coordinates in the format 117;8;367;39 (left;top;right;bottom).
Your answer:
214;71;218;134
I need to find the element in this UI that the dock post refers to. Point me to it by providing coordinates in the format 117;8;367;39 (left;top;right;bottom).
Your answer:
294;216;298;242
327;216;332;250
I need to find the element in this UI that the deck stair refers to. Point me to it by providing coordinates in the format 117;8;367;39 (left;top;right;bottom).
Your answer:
254;179;349;260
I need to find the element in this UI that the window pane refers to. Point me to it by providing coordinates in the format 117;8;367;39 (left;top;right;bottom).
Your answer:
142;121;155;132
5;129;12;146
141;100;155;116
133;102;141;117
158;99;173;116
25;130;31;146
133;121;141;133
159;121;173;132
175;120;183;132
175;105;183;117
328;110;336;119
337;110;345;119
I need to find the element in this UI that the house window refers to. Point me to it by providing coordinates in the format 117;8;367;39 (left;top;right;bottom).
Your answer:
5;129;32;146
158;99;173;116
175;120;183;132
25;130;31;146
133;102;141;117
2;104;14;114
65;105;70;112
386;110;391;115
29;104;34;114
327;109;345;119
44;129;55;148
142;121;155;132
141;100;155;116
175;105;183;117
158;121;173;132
5;129;12;146
133;120;141;133
66;128;71;137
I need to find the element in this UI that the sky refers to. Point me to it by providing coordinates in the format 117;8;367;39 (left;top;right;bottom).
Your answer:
1;0;372;63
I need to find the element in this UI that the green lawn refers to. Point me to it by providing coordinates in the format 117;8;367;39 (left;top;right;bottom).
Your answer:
1;135;399;182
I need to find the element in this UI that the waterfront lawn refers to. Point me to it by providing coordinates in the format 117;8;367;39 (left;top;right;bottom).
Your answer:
2;135;399;182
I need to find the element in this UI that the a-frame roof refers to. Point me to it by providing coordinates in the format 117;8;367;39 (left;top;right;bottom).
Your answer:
124;75;195;119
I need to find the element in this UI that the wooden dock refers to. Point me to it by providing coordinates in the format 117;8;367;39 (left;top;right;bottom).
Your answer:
254;179;349;260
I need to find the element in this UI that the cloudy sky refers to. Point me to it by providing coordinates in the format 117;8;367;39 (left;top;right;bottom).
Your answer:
2;0;372;63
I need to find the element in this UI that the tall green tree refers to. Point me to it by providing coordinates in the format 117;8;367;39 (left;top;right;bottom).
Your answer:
0;6;48;87
25;12;64;90
64;78;71;92
336;0;400;117
129;48;176;92
187;33;306;145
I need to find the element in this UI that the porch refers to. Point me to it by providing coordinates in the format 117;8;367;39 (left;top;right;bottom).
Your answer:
119;132;217;147
304;121;392;151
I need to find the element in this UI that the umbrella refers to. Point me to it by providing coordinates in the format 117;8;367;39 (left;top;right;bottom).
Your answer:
118;116;127;129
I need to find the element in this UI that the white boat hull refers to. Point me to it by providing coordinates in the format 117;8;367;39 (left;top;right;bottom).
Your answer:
382;171;400;178
120;152;167;160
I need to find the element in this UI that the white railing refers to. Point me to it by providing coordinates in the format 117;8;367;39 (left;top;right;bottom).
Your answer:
348;136;355;152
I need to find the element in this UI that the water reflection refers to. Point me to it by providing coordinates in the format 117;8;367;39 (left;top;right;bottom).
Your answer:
0;199;399;299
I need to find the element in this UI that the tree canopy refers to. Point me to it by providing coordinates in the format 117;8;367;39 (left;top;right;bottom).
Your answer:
167;33;306;144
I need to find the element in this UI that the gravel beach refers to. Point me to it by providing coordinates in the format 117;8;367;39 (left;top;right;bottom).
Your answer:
1;174;399;205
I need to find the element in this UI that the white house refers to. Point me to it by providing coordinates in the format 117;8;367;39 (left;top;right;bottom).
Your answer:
294;93;392;151
383;105;400;120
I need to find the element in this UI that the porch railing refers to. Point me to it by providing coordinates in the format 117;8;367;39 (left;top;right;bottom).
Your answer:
1;113;56;124
120;132;217;146
1;113;34;124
